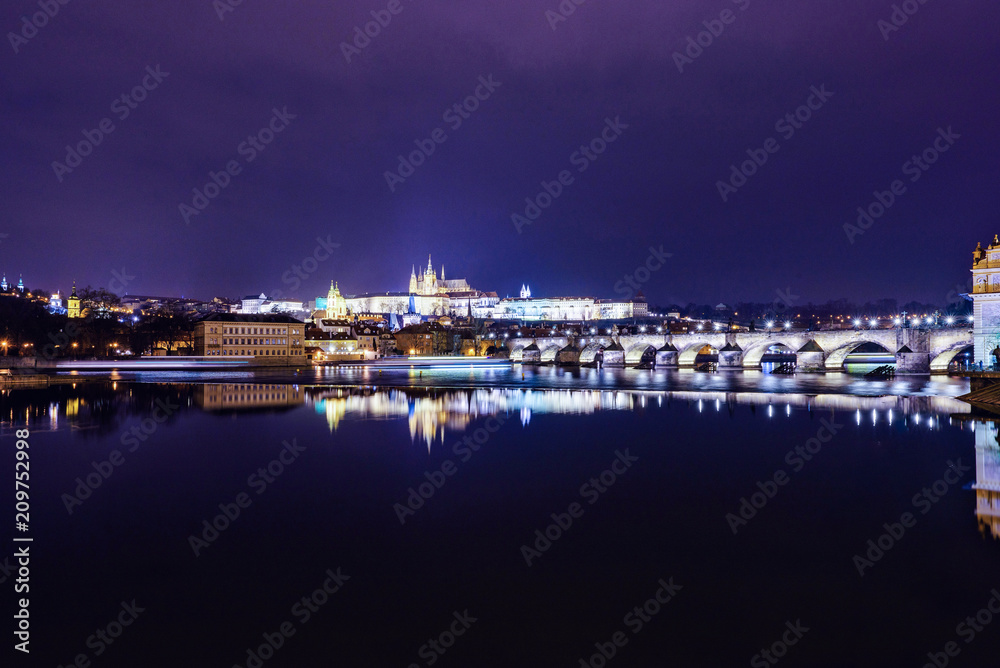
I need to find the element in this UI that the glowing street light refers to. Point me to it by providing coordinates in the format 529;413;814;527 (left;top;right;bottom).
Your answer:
869;319;878;327
766;321;774;329
784;321;792;330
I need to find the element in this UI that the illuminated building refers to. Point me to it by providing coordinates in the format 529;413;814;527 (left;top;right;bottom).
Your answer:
66;283;81;318
193;313;306;362
495;295;648;321
971;237;1000;365
319;255;498;319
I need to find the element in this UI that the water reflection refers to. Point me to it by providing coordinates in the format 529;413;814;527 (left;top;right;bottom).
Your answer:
2;381;972;438
974;421;1000;540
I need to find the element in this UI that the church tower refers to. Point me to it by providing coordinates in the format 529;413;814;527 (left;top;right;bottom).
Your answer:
409;266;418;294
423;255;437;295
67;282;81;319
326;281;347;319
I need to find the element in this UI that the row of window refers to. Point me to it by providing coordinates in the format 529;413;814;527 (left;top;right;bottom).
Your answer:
216;349;304;356
223;338;288;346
223;326;301;335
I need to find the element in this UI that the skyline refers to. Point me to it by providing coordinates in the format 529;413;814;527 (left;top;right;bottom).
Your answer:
3;1;998;305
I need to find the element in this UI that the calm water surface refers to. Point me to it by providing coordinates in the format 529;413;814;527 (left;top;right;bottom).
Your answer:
3;371;998;667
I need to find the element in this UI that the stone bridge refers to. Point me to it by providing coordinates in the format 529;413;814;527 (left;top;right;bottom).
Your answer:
505;328;972;373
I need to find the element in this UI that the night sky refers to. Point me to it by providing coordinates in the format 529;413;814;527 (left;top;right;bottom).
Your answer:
3;0;998;306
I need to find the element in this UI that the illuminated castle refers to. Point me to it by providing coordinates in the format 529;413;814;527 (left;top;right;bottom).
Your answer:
408;255;472;296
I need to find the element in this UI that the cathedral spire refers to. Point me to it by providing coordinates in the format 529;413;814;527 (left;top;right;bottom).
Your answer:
427;254;433;272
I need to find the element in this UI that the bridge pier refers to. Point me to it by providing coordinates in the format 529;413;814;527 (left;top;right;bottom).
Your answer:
521;343;541;364
895;329;931;374
556;344;580;366
797;341;826;372
718;341;744;368
656;343;678;368
603;341;625;366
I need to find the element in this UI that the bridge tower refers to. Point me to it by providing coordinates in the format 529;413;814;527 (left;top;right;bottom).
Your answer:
971;237;1000;366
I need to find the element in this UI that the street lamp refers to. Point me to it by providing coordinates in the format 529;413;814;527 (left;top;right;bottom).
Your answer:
784;321;792;330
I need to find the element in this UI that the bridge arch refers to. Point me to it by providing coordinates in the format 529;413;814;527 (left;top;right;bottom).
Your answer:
508;342;529;362
824;340;893;370
677;342;717;367
580;343;605;365
625;343;657;365
930;343;973;372
741;341;798;368
540;345;562;363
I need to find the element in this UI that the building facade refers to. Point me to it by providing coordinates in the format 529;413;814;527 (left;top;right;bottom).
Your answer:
193;314;305;362
319;255;497;319
971;237;1000;365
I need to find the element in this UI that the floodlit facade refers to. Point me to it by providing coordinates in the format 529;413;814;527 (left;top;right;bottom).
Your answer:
193;314;306;362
